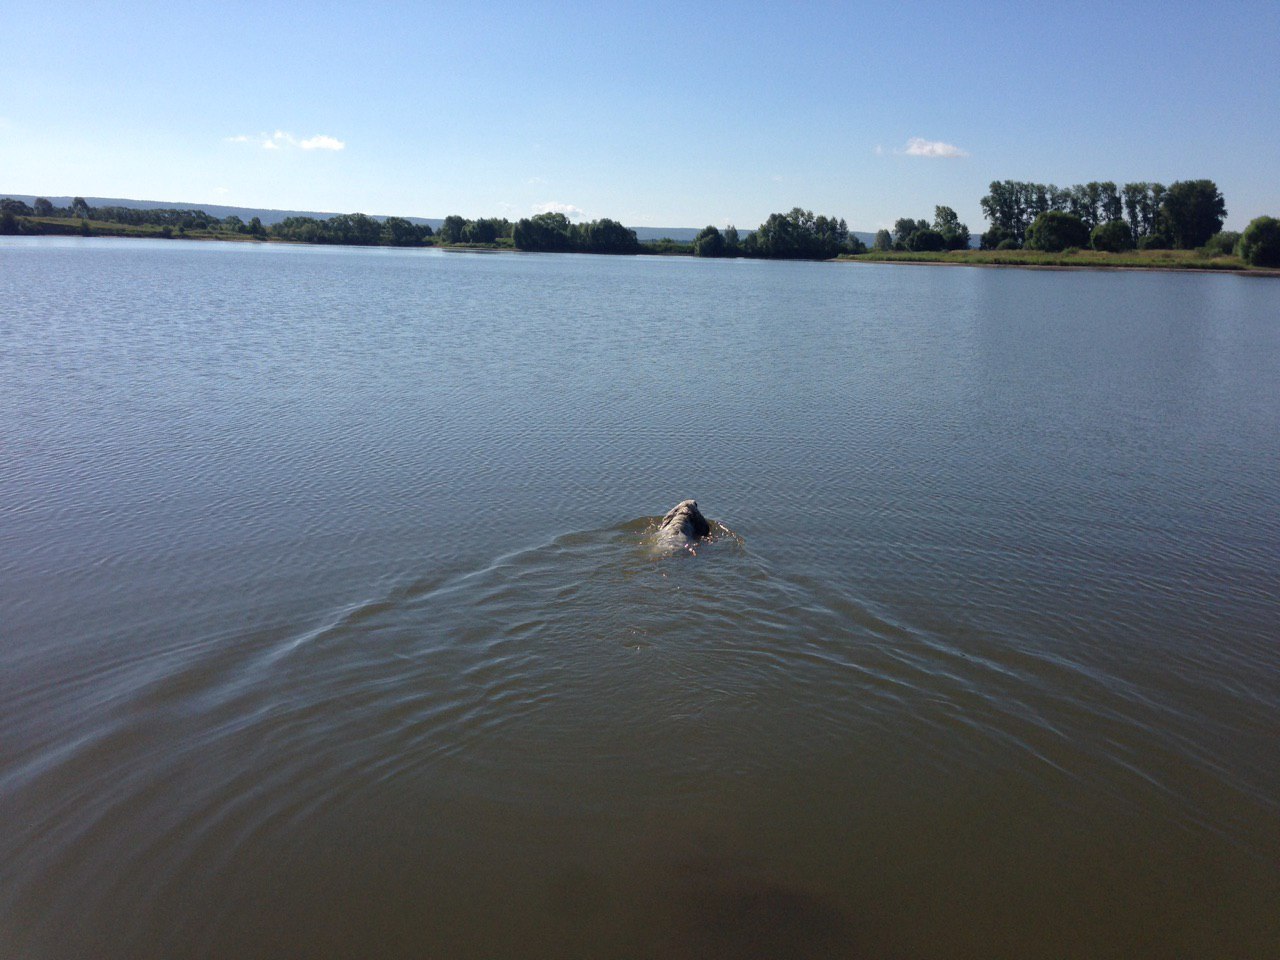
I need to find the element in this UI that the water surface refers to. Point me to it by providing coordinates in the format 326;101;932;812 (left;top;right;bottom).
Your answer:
2;238;1278;958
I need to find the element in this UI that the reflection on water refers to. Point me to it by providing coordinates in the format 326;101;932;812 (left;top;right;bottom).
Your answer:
1;239;1278;958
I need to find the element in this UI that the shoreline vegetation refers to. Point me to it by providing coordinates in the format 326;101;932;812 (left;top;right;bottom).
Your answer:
841;248;1280;276
3;182;1277;272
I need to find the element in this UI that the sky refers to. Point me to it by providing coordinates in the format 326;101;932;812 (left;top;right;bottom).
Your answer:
2;1;1277;232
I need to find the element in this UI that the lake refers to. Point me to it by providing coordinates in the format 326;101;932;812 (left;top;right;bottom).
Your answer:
2;237;1277;959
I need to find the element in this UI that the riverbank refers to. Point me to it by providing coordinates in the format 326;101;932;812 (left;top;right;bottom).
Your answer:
840;248;1280;276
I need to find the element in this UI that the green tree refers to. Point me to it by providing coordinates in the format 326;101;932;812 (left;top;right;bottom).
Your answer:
872;229;892;251
1091;219;1134;252
1161;179;1226;249
1025;210;1090;251
463;218;497;243
381;216;419;246
271;216;325;242
980;181;1030;244
1238;216;1280;267
1099;182;1122;224
723;225;740;256
326;213;380;245
577;218;640;254
908;229;946;252
438;215;468;244
33;197;54;217
0;211;17;234
1;198;33;216
892;217;928;250
747;208;848;259
692;225;726;257
933;206;970;250
513;212;575;252
70;197;92;219
248;216;266;237
980;226;1017;250
222;215;245;233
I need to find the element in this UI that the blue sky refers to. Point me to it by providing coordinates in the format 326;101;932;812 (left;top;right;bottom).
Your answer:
3;1;1276;231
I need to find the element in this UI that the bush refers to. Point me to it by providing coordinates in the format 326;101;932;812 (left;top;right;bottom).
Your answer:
980;227;1015;250
1238;217;1280;267
1025;211;1090;252
996;238;1020;250
1202;231;1241;256
1091;219;1135;252
1138;233;1171;250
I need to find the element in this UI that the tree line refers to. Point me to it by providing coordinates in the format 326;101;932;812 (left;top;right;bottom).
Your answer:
686;209;865;259
870;207;972;252
4;190;1276;266
864;179;1277;266
978;179;1225;251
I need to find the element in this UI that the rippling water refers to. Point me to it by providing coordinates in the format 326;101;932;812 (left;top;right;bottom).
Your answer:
2;238;1278;958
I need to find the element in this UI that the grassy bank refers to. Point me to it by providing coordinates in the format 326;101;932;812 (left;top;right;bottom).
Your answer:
840;248;1267;273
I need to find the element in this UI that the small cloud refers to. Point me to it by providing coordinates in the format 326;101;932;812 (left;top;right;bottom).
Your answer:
299;134;344;151
533;201;584;219
771;175;783;182
901;137;968;158
525;176;548;185
226;130;343;152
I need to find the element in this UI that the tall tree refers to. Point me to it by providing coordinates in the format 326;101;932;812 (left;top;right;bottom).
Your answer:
1098;182;1122;224
933;206;971;250
723;225;740;256
1161;179;1226;249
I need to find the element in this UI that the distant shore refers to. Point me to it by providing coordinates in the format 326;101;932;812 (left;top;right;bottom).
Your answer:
6;220;1278;276
839;249;1280;277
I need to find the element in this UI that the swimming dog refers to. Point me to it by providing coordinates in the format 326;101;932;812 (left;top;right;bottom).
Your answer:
657;499;712;543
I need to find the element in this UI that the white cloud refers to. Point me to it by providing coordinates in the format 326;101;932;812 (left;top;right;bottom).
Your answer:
226;130;344;152
299;134;344;151
532;201;584;219
902;137;969;158
525;176;548;185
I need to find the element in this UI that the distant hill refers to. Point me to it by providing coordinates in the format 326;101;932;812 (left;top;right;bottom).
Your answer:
3;193;878;246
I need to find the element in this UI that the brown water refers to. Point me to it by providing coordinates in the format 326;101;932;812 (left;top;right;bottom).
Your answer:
2;238;1278;958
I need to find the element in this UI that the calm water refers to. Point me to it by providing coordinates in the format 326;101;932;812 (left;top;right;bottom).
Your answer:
2;238;1277;959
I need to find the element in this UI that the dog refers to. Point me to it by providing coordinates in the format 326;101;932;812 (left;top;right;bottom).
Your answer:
657;499;712;542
